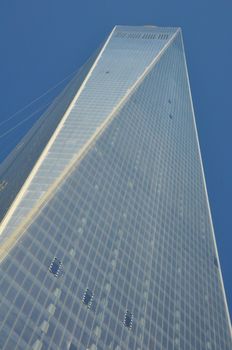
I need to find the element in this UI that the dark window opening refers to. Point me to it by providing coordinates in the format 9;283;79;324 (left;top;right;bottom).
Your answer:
169;114;173;119
83;288;93;308
158;34;169;40
168;99;171;104
124;310;133;329
49;258;62;277
69;344;77;350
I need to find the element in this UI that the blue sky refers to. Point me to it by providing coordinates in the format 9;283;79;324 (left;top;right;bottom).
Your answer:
0;0;231;318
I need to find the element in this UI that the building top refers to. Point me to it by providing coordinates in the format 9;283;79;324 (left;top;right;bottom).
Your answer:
0;25;180;249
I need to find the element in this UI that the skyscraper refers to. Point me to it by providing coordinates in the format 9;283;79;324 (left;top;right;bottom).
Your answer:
0;25;231;349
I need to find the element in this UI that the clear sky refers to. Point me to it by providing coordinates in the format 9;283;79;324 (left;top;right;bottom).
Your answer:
0;0;231;319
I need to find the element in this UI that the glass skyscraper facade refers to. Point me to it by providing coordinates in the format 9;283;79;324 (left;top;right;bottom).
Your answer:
0;25;231;349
